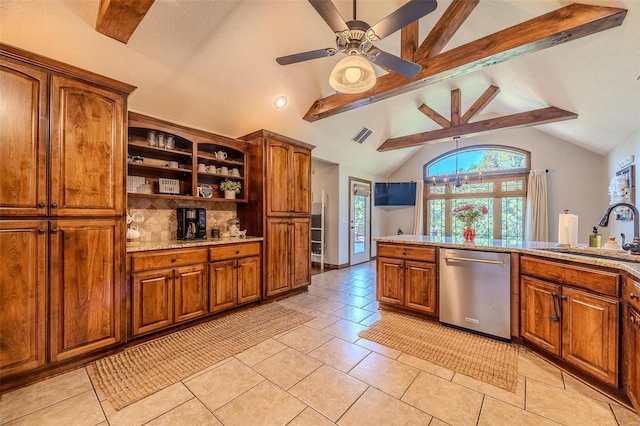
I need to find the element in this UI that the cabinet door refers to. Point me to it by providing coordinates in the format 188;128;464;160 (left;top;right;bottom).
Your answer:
209;259;237;312
521;276;561;356
562;287;619;386
291;217;311;289
626;305;640;412
0;59;48;216
376;257;404;306
131;268;174;337
50;76;124;216
175;264;207;323
291;147;311;215
265;218;291;296
49;219;123;361
266;140;292;215
237;255;261;304
0;221;47;376
405;260;437;315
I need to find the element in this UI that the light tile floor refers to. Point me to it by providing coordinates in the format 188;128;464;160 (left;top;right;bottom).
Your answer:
2;261;639;426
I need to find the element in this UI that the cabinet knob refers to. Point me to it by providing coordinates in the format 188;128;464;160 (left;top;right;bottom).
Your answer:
51;228;58;233
37;202;46;208
236;250;240;254
171;257;177;262
37;228;46;234
631;293;639;300
176;274;181;279
51;203;58;208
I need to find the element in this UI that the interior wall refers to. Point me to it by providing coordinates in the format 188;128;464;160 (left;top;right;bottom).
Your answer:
605;129;640;242
311;159;340;267
383;127;608;244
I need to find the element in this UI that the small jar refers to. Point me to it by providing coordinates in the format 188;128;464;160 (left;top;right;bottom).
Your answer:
147;130;157;147
157;132;166;148
166;134;175;150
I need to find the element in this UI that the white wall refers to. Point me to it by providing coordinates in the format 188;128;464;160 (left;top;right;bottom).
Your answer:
311;159;340;266
384;127;608;244
605;130;640;242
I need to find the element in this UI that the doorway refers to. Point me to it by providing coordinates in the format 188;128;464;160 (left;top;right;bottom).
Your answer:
349;177;371;266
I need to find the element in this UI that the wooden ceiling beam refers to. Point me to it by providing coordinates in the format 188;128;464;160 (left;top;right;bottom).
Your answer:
450;88;461;126
377;106;578;152
460;85;500;124
414;0;479;60
401;21;420;61
303;4;626;122
96;0;155;43
418;103;450;128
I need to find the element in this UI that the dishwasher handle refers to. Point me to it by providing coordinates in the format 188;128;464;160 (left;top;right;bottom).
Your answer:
443;256;505;265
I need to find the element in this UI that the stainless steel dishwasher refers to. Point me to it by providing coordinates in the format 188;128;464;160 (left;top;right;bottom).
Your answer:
439;248;511;340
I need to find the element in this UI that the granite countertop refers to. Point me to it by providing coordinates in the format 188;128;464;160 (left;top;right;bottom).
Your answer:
376;235;640;280
127;236;263;253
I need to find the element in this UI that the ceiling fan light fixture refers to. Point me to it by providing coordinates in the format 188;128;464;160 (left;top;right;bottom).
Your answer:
329;55;376;94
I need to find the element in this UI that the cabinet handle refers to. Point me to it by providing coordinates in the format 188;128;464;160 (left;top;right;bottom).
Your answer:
549;292;561;322
50;228;59;233
236;250;240;254
171;257;177;262
37;228;46;234
631;315;636;324
176;274;181;279
561;295;567;301
37;202;46;208
51;203;58;208
631;293;639;300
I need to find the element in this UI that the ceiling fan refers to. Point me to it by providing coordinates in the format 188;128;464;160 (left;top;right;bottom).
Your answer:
276;0;438;91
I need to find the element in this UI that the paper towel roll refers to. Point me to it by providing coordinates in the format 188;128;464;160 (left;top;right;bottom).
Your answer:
558;212;579;247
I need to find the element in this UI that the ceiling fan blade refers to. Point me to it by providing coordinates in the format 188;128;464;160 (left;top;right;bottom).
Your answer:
276;48;337;65
308;0;349;33
369;48;422;77
369;0;438;40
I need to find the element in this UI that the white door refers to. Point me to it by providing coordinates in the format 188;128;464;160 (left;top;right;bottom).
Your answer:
350;178;371;265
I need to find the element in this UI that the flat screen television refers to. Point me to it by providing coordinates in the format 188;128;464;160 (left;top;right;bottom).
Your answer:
374;182;417;206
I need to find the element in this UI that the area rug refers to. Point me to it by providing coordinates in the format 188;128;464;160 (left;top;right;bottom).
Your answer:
359;312;518;392
89;303;313;410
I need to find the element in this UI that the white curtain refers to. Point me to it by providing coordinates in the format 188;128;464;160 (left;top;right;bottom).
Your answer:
413;180;424;235
525;170;549;241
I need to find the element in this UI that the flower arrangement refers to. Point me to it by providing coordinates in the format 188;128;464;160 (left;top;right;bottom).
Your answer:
608;174;629;204
452;203;488;227
220;179;241;194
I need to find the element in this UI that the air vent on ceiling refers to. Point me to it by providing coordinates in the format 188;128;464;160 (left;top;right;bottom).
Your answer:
352;126;374;144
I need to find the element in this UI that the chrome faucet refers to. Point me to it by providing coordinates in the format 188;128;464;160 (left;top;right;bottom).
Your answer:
598;202;640;255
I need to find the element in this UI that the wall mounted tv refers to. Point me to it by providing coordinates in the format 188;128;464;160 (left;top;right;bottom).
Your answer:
374;182;417;206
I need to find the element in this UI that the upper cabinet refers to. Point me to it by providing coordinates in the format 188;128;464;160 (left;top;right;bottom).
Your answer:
0;48;133;217
127;113;247;203
264;136;312;216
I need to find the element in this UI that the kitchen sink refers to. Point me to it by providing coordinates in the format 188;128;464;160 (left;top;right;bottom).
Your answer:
540;247;640;263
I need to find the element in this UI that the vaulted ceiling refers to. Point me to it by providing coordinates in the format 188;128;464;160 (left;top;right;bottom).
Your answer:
1;0;638;177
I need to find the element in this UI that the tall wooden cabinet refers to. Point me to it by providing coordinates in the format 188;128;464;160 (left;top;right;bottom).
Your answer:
624;277;640;412
0;44;134;384
237;130;314;298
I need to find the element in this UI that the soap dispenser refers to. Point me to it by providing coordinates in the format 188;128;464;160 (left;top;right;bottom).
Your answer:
588;227;602;248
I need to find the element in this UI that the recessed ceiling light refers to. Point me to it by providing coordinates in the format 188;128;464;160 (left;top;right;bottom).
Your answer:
274;96;287;109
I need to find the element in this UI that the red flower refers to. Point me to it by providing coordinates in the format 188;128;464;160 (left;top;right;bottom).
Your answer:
481;206;488;215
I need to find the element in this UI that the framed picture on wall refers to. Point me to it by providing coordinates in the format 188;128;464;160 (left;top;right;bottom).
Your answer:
614;164;635;221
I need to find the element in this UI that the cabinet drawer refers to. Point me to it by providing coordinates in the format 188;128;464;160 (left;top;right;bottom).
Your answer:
209;242;261;261
377;244;436;263
131;248;208;272
521;256;619;296
625;277;640;311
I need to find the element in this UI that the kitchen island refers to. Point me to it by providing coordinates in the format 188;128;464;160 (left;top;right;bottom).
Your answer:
375;234;640;412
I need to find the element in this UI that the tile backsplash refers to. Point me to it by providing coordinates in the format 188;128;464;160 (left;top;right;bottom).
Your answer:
127;198;237;241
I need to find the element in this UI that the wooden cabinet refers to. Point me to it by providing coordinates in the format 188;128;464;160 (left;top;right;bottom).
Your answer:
624;277;640;412
0;45;133;387
265;217;310;297
265;140;311;216
130;248;208;337
237;130;314;299
0;221;47;376
127;112;247;202
49;219;123;362
520;256;620;386
376;243;437;316
209;243;261;312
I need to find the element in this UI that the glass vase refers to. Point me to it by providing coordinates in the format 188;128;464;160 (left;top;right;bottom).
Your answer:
463;226;476;242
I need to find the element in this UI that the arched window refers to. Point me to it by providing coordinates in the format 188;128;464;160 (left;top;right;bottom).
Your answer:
423;145;531;243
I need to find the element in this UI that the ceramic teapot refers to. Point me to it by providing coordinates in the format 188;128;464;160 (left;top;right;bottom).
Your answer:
214;151;227;160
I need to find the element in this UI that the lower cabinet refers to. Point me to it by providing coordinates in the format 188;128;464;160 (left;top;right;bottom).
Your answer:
265;217;310;297
624;278;640;412
130;248;209;337
209;254;261;312
520;256;620;387
376;243;437;315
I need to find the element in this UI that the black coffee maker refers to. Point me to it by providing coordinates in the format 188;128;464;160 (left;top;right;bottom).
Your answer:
177;208;206;240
